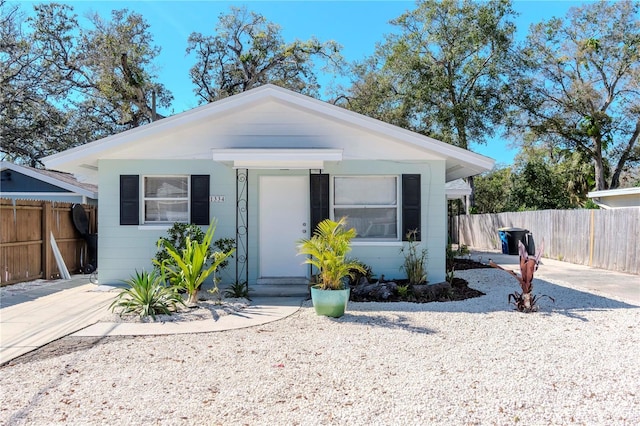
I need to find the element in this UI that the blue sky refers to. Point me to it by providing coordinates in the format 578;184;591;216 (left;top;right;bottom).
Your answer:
23;0;598;165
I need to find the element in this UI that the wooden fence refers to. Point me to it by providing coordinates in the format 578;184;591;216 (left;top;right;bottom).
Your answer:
0;199;97;286
452;209;639;275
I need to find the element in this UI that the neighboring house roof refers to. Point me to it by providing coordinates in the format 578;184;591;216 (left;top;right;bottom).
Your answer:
0;161;98;199
445;179;472;200
42;84;495;184
587;187;640;209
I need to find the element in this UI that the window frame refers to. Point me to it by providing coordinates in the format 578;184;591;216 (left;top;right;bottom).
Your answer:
331;175;400;241
141;175;190;224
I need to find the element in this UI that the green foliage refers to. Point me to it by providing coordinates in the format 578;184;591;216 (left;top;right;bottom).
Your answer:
1;2;171;165
109;270;184;320
341;0;516;151
154;219;234;306
507;0;639;190
397;284;410;298
213;237;236;271
155;223;208;278
400;229;428;285
347;259;374;285
297;217;365;290
186;5;344;103
473;168;513;213
224;282;251;299
509;160;572;210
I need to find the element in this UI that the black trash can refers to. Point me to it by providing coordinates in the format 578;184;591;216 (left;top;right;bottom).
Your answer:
498;227;529;255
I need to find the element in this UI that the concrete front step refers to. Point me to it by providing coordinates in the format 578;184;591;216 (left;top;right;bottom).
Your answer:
218;283;309;298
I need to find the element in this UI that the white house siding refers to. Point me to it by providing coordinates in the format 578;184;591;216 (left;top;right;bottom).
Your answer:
97;158;447;286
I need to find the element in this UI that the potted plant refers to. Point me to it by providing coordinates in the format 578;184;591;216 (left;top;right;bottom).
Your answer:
297;217;365;317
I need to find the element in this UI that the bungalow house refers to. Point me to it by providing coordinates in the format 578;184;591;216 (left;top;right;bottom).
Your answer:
0;161;98;205
42;84;494;287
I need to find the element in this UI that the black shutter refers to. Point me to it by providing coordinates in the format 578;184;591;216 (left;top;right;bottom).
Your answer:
402;174;421;241
310;173;329;234
120;175;139;225
191;175;210;225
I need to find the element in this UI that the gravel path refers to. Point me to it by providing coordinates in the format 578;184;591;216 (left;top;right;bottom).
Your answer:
1;269;638;425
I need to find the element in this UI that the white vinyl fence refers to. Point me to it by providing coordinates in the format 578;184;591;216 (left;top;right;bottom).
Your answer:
452;209;639;275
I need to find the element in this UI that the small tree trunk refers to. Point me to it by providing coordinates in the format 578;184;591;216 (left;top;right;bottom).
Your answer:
186;290;199;307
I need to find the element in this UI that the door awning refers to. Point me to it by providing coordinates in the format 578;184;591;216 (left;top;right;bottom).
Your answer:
211;148;343;169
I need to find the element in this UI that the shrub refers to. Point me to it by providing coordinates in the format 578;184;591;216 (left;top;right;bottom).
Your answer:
155;219;234;306
400;229;428;285
109;270;184;320
224;281;251;299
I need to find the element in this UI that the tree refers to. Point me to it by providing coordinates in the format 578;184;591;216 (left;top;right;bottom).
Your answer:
507;0;640;190
472;167;513;213
0;0;68;166
338;0;516;206
186;6;343;103
1;2;172;166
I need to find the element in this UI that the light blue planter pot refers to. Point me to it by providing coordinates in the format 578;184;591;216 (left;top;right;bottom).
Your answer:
310;286;350;318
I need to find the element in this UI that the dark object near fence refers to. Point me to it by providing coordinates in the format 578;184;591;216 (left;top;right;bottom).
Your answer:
72;204;98;273
498;227;535;255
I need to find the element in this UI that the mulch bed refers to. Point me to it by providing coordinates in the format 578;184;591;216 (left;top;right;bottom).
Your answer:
349;258;489;303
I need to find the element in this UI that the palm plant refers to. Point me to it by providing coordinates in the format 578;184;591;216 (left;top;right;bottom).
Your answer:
109;270;184;320
297;217;365;290
154;219;234;307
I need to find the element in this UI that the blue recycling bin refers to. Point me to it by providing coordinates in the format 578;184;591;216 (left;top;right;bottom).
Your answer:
498;227;530;255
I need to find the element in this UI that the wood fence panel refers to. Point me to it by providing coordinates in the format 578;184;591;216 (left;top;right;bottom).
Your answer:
0;199;97;286
454;209;639;275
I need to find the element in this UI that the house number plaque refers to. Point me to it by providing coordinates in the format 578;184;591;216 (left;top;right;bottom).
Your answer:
210;195;225;203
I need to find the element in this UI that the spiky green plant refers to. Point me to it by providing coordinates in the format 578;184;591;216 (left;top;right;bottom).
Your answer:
297;217;365;290
155;218;234;306
400;229;428;285
109;270;184;320
224;281;251;299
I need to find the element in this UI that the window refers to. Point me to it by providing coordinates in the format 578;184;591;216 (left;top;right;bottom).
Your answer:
333;176;398;239
143;176;189;223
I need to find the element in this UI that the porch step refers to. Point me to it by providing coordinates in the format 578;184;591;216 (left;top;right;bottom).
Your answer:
217;281;310;298
256;277;309;286
249;284;310;298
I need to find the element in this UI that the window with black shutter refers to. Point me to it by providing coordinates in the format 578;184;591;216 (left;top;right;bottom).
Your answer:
402;174;421;241
120;175;139;225
191;175;210;225
310;173;329;233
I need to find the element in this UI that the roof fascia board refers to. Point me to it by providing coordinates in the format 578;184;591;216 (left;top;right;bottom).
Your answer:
1;162;97;198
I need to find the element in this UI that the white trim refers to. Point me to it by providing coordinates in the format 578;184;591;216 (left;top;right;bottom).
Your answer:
587;187;640;198
0;191;82;198
141;175;190;224
41;85;493;182
351;241;404;247
137;225;172;231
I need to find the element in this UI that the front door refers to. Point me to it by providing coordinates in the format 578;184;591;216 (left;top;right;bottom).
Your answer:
259;175;309;279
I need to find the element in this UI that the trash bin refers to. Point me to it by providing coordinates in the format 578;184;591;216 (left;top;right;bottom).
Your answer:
498;229;509;254
498;227;529;255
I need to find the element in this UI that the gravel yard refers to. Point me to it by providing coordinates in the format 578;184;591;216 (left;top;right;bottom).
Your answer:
1;269;638;425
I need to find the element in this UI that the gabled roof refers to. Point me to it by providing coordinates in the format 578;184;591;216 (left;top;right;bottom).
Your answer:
42;84;494;184
0;161;98;199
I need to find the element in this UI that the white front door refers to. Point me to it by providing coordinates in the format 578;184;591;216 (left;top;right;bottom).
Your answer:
259;175;309;278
